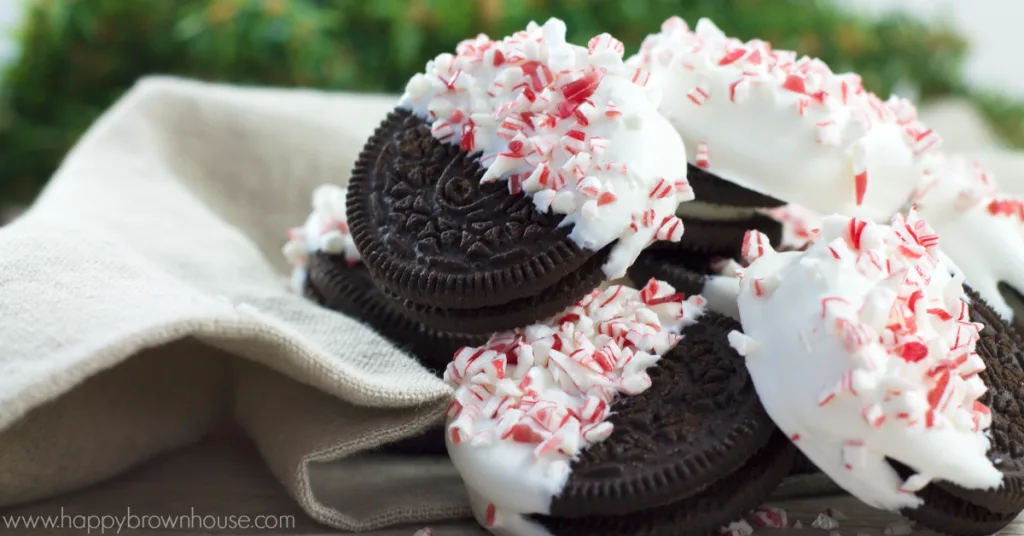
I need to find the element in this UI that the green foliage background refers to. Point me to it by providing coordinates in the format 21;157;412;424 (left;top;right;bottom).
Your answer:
1;0;1023;204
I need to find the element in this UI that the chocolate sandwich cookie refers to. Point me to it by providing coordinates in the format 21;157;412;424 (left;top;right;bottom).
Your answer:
892;459;1020;536
347;109;608;335
626;211;782;295
733;212;1023;536
626;247;713;298
627;245;747;321
548;312;781;517
375;245;612;335
789;453;821;476
928;287;1024;515
535;432;795;536
305;253;486;372
349;20;694;335
283;184;482;372
685;165;786;209
670;213;782;257
631;17;927;223
445;279;791;536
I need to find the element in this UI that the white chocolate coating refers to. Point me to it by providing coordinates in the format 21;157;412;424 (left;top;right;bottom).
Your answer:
444;281;706;534
399;19;693;279
732;211;1000;511
282;185;360;293
628;17;939;222
912;152;1024;321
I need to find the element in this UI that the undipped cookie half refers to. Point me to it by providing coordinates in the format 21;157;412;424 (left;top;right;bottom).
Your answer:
347;109;610;334
892;459;1020;536
535;432;795;536
305;252;487;371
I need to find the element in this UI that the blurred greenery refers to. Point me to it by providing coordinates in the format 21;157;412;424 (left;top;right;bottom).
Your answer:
0;0;1021;204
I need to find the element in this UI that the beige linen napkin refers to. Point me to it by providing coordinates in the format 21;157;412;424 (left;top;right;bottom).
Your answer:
0;76;471;532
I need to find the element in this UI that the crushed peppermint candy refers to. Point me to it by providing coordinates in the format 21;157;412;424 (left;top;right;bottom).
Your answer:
913;152;1000;217
628;16;938;221
716;520;754;536
412;529;433;536
750;506;789;529
763;204;823;251
399;18;693;278
282;184;360;293
811;512;840;530
444;279;706;459
739;209;991;436
914;152;1024;228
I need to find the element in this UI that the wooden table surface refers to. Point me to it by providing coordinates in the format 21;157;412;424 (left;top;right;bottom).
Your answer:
1;433;1020;536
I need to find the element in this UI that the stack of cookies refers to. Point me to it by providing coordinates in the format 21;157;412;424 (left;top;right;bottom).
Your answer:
283;16;1024;536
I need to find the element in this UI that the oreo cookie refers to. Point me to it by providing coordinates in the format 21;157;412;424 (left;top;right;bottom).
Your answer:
535;432;796;536
376;247;611;335
686;165;787;209
548;312;780;517
789;452;821;476
304;253;486;371
444;278;789;536
671;214;783;257
626;248;712;299
627;246;748;321
347;109;610;334
892;459;1020;536
930;287;1024;514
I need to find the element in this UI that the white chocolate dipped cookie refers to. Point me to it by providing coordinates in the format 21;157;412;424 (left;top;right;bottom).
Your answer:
911;152;1024;325
627;17;941;222
398;18;693;280
443;279;797;536
729;210;1002;515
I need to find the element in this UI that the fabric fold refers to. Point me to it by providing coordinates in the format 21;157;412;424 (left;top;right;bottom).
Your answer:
0;76;462;530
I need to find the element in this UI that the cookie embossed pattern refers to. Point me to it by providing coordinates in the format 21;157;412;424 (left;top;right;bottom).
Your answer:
729;210;1000;512
628;17;941;221
399;18;693;279
443;280;706;536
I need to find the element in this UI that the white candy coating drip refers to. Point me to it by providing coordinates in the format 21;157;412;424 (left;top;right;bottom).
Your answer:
399;19;693;278
732;210;1000;511
444;280;706;534
282;185;360;293
628;16;940;221
912;152;1024;321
